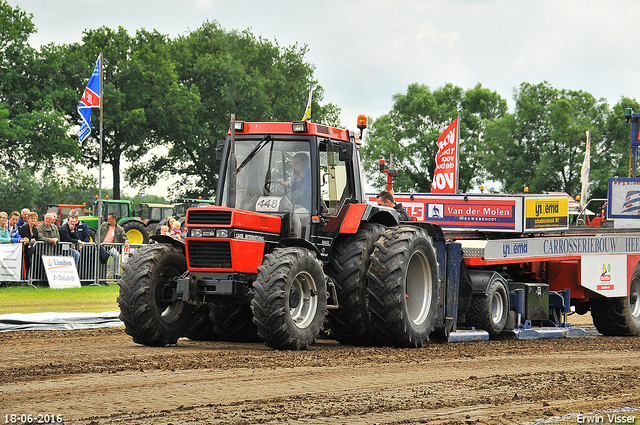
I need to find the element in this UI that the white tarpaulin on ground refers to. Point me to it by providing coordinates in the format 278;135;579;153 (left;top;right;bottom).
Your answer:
0;244;22;282
0;311;123;332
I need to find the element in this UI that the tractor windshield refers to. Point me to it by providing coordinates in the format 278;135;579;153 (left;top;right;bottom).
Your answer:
221;138;312;221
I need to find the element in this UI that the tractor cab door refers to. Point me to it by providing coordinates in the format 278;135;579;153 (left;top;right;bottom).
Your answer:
318;139;354;217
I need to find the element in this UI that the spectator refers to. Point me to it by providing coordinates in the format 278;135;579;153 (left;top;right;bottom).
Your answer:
376;190;411;222
100;212;129;268
160;225;169;236
100;212;129;246
18;211;39;276
36;212;60;246
170;220;182;241
8;211;27;244
0;212;9;243
16;208;29;229
50;211;59;227
70;209;91;243
59;210;88;266
167;217;176;232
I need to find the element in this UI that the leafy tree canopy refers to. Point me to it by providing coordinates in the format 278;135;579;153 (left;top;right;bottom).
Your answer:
361;83;507;193
126;21;339;198
481;82;611;196
0;0;79;173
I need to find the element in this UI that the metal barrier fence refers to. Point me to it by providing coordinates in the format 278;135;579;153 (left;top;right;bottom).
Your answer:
21;241;144;287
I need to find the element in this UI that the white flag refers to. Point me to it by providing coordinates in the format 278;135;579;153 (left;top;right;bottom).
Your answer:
301;84;313;121
580;130;591;207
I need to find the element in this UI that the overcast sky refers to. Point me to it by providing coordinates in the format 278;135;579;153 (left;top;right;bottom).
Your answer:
9;0;640;196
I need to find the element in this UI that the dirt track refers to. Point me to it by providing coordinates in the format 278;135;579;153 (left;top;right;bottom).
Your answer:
2;314;640;425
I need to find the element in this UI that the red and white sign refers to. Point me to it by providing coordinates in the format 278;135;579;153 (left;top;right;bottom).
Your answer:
431;117;459;194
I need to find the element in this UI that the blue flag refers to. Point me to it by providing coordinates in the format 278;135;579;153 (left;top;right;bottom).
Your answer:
78;56;101;142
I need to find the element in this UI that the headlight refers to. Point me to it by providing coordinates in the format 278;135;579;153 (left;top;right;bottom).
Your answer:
216;229;229;238
292;121;307;133
191;229;202;238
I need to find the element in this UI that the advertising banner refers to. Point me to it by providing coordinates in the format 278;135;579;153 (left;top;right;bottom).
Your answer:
368;193;522;232
608;177;640;219
431;117;459;194
0;244;22;282
580;255;628;297
42;255;81;288
524;196;569;231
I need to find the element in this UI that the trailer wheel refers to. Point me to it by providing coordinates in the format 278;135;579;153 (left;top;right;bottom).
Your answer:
466;275;509;337
367;226;439;348
326;223;386;346
117;244;194;346
210;304;260;342
122;220;149;244
251;247;327;350
184;303;218;341
591;262;640;336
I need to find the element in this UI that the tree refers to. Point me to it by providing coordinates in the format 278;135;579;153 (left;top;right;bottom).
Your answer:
481;82;610;196
590;97;640;199
361;83;507;193
126;21;340;198
0;166;97;215
0;1;80;172
59;26;188;199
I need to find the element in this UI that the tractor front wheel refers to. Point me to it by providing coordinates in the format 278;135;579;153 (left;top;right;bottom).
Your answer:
251;247;327;350
117;244;194;346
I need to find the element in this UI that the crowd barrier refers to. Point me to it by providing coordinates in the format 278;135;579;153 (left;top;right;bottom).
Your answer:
18;241;144;287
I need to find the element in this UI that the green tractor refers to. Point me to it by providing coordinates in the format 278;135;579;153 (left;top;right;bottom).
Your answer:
155;198;216;232
137;203;175;236
80;199;150;244
173;198;216;221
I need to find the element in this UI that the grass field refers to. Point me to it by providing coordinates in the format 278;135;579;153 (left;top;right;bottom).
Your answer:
0;284;120;314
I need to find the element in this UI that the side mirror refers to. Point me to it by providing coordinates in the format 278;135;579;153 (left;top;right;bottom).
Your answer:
216;140;226;160
339;143;353;162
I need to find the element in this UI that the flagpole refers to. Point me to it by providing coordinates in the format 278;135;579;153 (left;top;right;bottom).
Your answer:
94;52;104;286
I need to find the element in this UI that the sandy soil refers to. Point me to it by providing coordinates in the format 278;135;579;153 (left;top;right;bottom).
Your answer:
2;313;640;425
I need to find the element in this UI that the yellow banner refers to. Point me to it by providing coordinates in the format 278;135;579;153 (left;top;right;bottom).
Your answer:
525;197;569;229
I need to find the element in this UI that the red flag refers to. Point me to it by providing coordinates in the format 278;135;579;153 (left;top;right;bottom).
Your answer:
431;117;459;193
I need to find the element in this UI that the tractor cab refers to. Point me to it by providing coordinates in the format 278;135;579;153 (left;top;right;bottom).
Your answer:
215;120;368;249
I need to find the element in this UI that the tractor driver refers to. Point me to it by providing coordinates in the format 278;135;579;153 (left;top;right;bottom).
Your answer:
280;152;311;211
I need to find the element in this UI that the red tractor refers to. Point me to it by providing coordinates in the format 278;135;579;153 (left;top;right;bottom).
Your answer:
46;204;88;225
117;116;440;349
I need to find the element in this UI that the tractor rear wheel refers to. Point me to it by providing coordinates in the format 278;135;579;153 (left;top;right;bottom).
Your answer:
326;223;386;345
251;247;327;350
367;226;439;347
117;244;194;346
184;303;218;341
122;220;149;244
591;262;640;336
210;304;260;342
